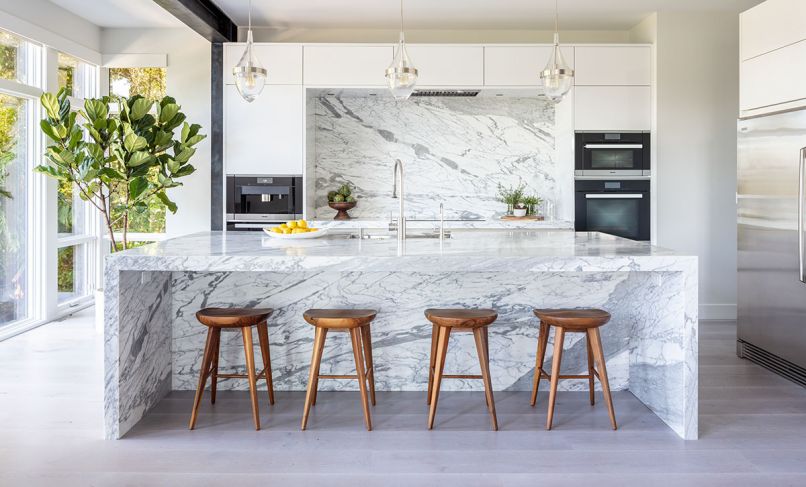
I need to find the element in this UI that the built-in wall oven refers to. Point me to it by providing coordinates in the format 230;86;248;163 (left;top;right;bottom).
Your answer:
575;131;650;177
575;179;650;241
226;175;303;231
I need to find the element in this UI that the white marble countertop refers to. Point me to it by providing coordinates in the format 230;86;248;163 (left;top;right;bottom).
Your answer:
106;231;696;274
311;219;575;230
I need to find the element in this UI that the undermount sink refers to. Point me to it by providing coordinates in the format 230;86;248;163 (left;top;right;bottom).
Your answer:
345;230;452;240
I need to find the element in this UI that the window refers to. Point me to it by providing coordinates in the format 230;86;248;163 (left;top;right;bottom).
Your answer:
109;67;168;236
0;92;31;326
0;30;33;85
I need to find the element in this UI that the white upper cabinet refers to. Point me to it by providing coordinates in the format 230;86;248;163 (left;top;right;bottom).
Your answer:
483;46;574;86
303;45;393;86
740;0;806;60
405;45;484;86
574;86;651;131
741;40;806;111
574;46;651;86
223;43;302;85
224;85;303;175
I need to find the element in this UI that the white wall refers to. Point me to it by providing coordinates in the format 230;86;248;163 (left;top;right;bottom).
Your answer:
0;0;101;60
643;12;740;319
101;27;212;238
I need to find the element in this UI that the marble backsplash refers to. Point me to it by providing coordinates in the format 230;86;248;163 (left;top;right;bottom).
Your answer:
311;95;570;220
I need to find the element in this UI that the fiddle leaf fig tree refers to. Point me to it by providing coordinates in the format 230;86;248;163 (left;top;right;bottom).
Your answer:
35;88;205;250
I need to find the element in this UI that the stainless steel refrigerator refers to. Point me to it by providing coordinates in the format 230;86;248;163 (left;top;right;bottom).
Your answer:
737;108;806;386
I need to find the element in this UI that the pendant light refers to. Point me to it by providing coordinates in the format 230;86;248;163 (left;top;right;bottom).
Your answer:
385;0;418;100
540;0;574;102
233;0;267;103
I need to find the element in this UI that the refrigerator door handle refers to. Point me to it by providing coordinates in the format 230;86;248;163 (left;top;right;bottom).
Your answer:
800;147;806;283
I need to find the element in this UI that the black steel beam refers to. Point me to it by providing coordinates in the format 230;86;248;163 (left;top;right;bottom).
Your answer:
153;0;237;42
210;43;224;231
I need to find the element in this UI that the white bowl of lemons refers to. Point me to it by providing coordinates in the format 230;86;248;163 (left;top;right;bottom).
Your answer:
263;219;328;239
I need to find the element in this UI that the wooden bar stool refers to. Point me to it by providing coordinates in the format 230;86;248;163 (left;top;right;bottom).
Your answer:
189;307;275;431
301;309;377;431
530;308;617;430
425;308;498;431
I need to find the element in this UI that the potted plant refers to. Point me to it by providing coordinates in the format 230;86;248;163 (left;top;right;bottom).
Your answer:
327;182;357;220
513;203;528;217
522;195;543;216
35;88;206;251
497;183;527;215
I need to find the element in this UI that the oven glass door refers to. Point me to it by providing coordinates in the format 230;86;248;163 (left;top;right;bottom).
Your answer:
584;144;644;171
237;185;293;215
581;193;647;240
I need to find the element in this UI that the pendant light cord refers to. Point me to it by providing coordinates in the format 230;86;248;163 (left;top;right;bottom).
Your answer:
248;0;253;32
554;0;559;36
399;0;404;38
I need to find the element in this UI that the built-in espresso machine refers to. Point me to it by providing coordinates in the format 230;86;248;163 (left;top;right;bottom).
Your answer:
226;175;303;231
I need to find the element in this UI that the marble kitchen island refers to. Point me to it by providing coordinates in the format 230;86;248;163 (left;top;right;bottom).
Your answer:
104;230;697;440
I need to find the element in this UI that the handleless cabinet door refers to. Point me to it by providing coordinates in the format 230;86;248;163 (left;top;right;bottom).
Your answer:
484;46;574;86
223;43;303;85
224;85;303;175
741;40;806;112
574;46;651;86
405;45;484;86
741;0;806;60
574;86;651;131
303;45;393;86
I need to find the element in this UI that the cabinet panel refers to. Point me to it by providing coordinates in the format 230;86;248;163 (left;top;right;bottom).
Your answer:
223;43;302;85
484;46;573;86
303;45;393;86
741;0;806;60
574;46;651;86
405;45;484;86
741;40;806;111
224;85;303;175
574;86;651;131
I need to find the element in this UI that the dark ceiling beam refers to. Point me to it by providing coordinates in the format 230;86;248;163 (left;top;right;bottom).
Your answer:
153;0;238;43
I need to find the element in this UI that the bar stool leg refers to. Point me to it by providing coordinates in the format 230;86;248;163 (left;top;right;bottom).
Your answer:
209;328;221;405
310;328;327;407
588;328;617;430
360;325;377;406
546;326;566;430
427;324;438;405
427;326;450;430
473;327;498;431
189;327;217;430
349;328;373;431
301;327;327;430
586;334;595;406
530;321;549;407
241;326;261;431
256;321;275;405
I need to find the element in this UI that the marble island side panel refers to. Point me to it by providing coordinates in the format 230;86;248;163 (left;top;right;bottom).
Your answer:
104;232;697;440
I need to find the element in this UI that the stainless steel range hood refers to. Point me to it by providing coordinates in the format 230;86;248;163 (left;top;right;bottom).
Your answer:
411;89;480;97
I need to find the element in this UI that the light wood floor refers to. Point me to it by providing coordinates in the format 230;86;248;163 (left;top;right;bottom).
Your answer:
1;308;806;486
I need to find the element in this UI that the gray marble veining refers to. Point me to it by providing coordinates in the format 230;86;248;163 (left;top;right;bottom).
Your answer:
311;96;572;221
104;231;697;440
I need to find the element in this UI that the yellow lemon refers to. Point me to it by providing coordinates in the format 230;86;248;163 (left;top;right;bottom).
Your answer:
297;219;308;229
308;227;317;232
279;223;288;229
287;220;298;229
292;228;306;234
271;227;283;234
282;228;292;234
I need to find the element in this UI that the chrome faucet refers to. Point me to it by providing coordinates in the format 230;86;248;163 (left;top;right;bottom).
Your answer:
392;159;406;243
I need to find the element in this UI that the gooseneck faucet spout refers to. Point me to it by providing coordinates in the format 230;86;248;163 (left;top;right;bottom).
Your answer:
393;159;406;243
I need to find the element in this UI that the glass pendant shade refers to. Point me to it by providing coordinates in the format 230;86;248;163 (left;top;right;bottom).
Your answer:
540;35;574;102
233;30;267;103
386;33;418;100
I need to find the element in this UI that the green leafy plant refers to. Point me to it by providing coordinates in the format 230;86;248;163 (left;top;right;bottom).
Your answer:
521;195;542;216
35;88;206;251
496;183;526;213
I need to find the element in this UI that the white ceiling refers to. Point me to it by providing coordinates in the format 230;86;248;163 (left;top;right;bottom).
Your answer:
213;0;764;31
47;0;183;28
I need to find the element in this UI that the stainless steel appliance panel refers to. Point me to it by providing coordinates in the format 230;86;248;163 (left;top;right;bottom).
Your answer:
737;109;806;369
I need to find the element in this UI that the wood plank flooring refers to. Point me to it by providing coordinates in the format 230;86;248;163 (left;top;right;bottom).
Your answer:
1;309;805;486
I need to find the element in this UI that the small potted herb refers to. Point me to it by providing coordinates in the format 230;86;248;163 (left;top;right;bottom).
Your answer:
522;195;542;216
497;183;526;215
513;203;528;217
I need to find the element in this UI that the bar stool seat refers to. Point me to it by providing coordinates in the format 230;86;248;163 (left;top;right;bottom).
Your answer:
531;308;617;431
189;307;275;431
301;309;377;431
424;308;498;431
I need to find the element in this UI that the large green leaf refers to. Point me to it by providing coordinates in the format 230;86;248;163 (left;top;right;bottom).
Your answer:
173;147;195;164
158;103;180;124
127;151;153;167
124;133;147;153
128;177;148;200
39;119;60;142
130;98;152;121
84;99;108;122
156;191;178;213
41;92;60;120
